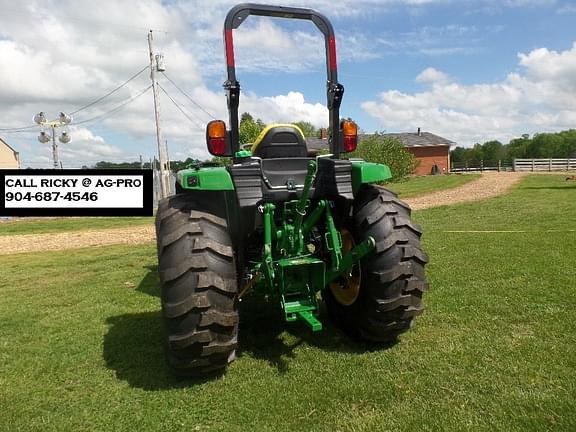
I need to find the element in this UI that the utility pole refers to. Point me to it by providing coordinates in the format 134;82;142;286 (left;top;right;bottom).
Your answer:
51;126;59;169
148;30;170;199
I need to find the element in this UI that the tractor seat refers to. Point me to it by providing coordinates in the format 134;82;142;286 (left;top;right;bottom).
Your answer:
251;124;308;158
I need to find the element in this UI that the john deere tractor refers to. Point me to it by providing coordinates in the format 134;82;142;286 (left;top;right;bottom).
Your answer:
155;3;428;376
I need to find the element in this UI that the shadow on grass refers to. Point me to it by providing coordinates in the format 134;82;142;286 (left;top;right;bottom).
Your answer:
524;185;576;190
104;267;392;390
137;265;160;297
236;296;385;374
103;311;219;391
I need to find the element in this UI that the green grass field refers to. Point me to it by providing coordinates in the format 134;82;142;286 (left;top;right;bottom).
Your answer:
386;173;480;198
1;175;575;431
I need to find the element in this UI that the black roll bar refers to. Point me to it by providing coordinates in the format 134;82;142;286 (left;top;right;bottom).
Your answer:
222;3;344;156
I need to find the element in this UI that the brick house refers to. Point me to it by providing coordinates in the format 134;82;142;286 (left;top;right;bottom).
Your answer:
379;129;454;175
307;128;454;175
0;137;20;169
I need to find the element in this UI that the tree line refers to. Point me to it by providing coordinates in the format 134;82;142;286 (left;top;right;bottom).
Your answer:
451;129;576;165
93;159;198;171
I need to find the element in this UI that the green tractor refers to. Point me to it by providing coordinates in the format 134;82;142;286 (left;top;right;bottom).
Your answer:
155;3;428;376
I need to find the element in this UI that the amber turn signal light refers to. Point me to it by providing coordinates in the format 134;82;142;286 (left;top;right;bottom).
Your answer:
206;120;227;155
341;119;358;152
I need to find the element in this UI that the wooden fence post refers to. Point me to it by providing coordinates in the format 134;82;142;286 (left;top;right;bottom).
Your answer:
532;159;535;172
498;160;501;172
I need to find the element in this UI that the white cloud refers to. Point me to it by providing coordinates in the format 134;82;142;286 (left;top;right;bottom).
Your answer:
241;91;328;127
233;20;325;73
362;42;576;145
416;67;451;84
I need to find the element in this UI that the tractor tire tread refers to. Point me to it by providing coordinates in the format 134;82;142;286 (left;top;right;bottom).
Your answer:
156;193;238;377
324;185;428;343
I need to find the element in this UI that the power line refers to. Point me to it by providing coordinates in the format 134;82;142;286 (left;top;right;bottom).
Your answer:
0;66;149;131
160;71;216;120
74;85;152;126
1;129;38;134
0;124;38;132
158;84;204;129
70;65;149;115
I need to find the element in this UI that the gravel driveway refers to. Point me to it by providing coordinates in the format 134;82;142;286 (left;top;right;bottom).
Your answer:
0;172;527;255
403;172;526;210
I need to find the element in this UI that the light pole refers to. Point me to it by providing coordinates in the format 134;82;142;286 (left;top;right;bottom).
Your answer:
34;112;72;169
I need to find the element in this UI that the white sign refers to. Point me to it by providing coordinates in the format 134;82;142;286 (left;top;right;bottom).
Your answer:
4;174;144;209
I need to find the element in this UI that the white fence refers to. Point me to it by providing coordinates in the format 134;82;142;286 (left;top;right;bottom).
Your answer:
451;160;514;172
513;158;576;172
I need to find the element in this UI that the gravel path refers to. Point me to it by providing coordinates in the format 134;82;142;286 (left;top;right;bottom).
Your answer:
403;172;527;210
0;225;155;256
0;172;527;255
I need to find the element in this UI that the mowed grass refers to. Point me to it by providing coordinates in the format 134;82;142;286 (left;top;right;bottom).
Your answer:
1;174;575;431
387;173;480;198
0;216;153;236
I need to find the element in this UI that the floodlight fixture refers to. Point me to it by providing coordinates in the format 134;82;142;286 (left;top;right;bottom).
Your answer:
38;131;51;143
33;112;46;125
59;131;71;143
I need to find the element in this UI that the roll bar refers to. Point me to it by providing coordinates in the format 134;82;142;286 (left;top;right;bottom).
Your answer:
223;3;344;157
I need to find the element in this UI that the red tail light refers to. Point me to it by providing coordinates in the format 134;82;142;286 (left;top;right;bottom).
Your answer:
208;137;226;155
206;120;227;156
343;134;357;152
341;120;358;152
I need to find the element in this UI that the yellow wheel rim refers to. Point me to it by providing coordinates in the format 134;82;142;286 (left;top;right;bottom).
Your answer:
329;229;361;306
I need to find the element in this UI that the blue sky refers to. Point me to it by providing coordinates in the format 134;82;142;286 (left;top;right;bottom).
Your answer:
0;0;575;167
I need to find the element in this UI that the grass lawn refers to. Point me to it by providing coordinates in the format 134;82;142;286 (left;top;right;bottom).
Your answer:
386;173;481;198
0;216;153;236
1;175;575;431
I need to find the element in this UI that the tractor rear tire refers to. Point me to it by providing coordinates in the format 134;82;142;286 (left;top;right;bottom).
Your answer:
324;185;428;343
155;194;238;376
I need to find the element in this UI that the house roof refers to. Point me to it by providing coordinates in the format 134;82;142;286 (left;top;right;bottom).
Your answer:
307;131;455;151
0;137;19;155
376;132;455;148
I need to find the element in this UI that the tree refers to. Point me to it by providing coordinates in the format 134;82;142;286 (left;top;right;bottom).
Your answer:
293;121;318;137
239;112;265;145
351;133;416;181
507;135;531;159
94;161;146;169
210;156;232;166
169;158;200;172
450;146;468;164
481;140;505;162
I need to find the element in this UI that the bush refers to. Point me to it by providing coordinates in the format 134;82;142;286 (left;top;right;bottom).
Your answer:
351;133;417;181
